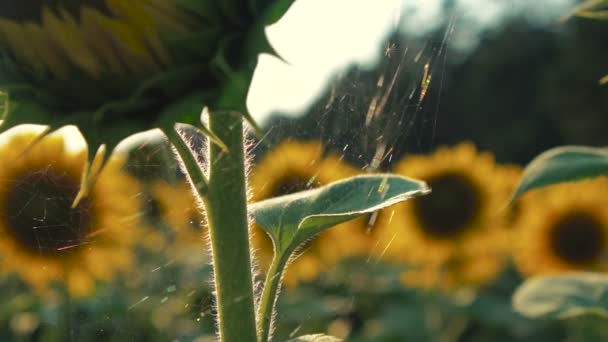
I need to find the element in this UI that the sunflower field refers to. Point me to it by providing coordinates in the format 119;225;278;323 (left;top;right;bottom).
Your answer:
0;1;607;342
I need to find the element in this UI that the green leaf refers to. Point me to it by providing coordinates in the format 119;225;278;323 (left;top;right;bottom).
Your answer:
250;174;429;258
576;10;608;19
511;146;608;201
513;272;608;319
573;0;608;19
286;334;343;342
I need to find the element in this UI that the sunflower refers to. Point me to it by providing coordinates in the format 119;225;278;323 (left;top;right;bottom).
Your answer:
147;179;207;265
0;1;196;80
513;178;608;276
0;128;141;297
0;1;294;171
250;140;369;286
372;143;518;289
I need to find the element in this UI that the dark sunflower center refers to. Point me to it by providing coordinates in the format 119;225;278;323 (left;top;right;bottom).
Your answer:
550;211;605;265
271;175;317;198
413;172;480;238
143;195;162;220
0;1;111;22
4;170;92;254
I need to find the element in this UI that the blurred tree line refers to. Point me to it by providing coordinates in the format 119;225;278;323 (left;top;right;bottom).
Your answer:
260;13;608;168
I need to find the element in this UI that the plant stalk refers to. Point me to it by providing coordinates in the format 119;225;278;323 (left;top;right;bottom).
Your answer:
203;111;257;341
164;126;208;197
257;251;291;342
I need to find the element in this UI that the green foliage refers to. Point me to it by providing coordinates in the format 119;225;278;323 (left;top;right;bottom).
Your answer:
511;146;608;201
251;174;429;342
250;174;429;259
513;272;608;319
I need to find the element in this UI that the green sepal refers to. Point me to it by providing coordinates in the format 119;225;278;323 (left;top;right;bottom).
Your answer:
217;0;253;27
250;174;430;261
511;146;608;201
209;36;263;135
513;272;608;319
251;0;297;24
156;92;228;150
174;0;225;27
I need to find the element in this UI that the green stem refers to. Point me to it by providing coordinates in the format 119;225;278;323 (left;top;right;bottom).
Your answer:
164;126;208;197
60;277;74;341
204;111;257;341
257;251;291;342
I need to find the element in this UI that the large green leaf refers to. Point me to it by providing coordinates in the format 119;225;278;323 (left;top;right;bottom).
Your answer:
250;174;429;258
286;334;342;342
511;146;608;201
512;272;608;319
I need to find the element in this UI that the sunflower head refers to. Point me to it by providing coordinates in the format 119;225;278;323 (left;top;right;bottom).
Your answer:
514;178;608;276
0;127;141;297
250;140;370;286
412;171;482;239
372;143;518;289
0;0;295;182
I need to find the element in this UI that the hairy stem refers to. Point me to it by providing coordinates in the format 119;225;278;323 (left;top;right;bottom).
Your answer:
257;250;291;342
204;111;257;341
164;126;208;197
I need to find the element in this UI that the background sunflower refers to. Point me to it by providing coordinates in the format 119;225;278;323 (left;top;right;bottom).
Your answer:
513;178;608;276
147;179;207;266
372;143;518;289
0;128;141;297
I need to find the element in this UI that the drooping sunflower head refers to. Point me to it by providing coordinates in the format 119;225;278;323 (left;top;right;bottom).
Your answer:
250;140;369;286
513;178;608;276
0;1;293;173
0;1;216;107
0;127;141;297
372;143;517;289
0;1;188;79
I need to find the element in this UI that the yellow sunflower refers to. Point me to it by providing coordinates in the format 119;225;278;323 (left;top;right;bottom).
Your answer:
250;140;369;286
147;179;207;265
0;128;141;297
0;1;197;79
513;178;608;276
372;143;518;289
